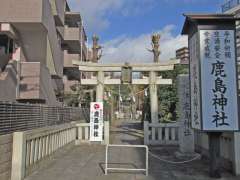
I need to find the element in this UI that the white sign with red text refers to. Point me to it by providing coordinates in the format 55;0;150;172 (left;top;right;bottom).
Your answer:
90;102;104;141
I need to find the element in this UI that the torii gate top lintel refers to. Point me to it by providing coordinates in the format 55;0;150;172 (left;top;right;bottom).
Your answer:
72;60;179;72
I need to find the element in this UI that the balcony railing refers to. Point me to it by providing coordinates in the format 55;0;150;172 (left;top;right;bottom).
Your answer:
222;0;240;12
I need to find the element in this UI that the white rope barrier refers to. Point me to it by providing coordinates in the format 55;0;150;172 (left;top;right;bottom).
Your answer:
149;151;201;164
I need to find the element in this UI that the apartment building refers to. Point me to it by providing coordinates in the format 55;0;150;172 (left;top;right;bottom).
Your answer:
63;6;88;96
222;0;240;62
221;0;240;91
0;0;88;105
176;47;189;65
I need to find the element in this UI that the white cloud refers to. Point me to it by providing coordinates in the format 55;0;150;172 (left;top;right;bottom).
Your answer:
101;25;188;63
67;1;188;63
68;0;155;32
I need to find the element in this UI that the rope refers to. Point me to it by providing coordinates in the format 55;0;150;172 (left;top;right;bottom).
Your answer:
148;151;201;164
96;79;149;97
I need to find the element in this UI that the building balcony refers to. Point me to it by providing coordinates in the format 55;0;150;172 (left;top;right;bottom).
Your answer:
19;62;43;101
0;0;45;23
64;12;88;56
64;50;80;67
63;26;88;60
63;26;82;53
63;50;81;81
0;0;64;79
19;62;58;105
222;0;240;13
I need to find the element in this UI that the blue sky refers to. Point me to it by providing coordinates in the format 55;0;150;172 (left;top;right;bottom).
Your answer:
68;0;224;63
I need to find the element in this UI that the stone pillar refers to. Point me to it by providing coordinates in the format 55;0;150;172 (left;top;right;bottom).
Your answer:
103;121;110;145
233;132;240;175
11;132;26;180
149;71;158;123
177;74;195;155
96;71;104;102
90;90;94;102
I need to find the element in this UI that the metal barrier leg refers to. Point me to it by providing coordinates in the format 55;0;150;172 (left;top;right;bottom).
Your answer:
104;144;148;176
146;146;149;176
105;145;108;175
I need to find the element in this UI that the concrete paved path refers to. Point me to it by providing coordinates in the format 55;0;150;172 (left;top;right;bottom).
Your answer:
25;120;239;180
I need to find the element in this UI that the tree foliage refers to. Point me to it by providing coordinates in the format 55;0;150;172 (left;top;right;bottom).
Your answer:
158;64;189;122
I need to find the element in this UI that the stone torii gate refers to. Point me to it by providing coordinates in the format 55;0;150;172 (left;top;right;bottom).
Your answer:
73;61;177;123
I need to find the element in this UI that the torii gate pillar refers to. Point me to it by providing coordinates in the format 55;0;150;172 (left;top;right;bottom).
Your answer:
149;71;158;124
96;71;104;102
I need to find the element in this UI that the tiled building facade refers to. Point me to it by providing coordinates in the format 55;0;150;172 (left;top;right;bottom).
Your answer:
176;47;189;65
0;0;88;105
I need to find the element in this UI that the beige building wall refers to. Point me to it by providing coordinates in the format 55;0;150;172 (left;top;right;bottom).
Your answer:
0;0;88;105
19;63;41;100
40;65;58;105
42;0;64;77
19;62;58;105
0;63;17;102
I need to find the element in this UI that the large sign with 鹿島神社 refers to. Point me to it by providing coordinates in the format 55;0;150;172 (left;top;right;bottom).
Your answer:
90;102;103;141
196;30;239;131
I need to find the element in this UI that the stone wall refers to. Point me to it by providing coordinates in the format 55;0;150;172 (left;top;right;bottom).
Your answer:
194;131;234;172
0;134;13;180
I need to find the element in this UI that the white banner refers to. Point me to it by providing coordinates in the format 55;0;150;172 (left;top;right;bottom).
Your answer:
199;30;239;131
90;102;104;141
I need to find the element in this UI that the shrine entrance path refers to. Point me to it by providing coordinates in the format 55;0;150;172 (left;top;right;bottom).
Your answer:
25;120;238;180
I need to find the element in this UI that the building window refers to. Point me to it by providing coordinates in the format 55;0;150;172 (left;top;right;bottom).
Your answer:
0;35;14;54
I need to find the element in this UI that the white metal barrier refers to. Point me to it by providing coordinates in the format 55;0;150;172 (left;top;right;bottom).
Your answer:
105;144;149;176
144;121;179;145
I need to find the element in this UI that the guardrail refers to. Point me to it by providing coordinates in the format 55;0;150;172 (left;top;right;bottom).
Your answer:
144;121;179;145
105;144;149;176
0;101;89;135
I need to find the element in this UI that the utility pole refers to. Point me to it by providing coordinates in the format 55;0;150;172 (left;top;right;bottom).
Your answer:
80;19;83;62
118;85;121;113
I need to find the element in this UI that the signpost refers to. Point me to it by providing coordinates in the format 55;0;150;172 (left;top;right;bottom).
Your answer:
182;14;240;178
90;102;104;142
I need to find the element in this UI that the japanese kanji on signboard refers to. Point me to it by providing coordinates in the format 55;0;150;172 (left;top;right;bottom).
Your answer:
183;14;240;131
90;102;103;141
199;30;239;131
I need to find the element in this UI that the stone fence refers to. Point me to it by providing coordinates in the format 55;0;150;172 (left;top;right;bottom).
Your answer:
75;122;109;145
195;131;240;175
144;120;240;175
0;121;109;180
144;121;179;145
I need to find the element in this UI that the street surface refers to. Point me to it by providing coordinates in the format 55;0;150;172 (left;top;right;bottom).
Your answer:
25;120;238;180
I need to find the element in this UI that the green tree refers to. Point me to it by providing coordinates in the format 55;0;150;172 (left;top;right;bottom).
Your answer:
158;64;188;122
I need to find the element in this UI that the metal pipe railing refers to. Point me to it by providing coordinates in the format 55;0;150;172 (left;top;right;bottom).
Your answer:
0;101;89;135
